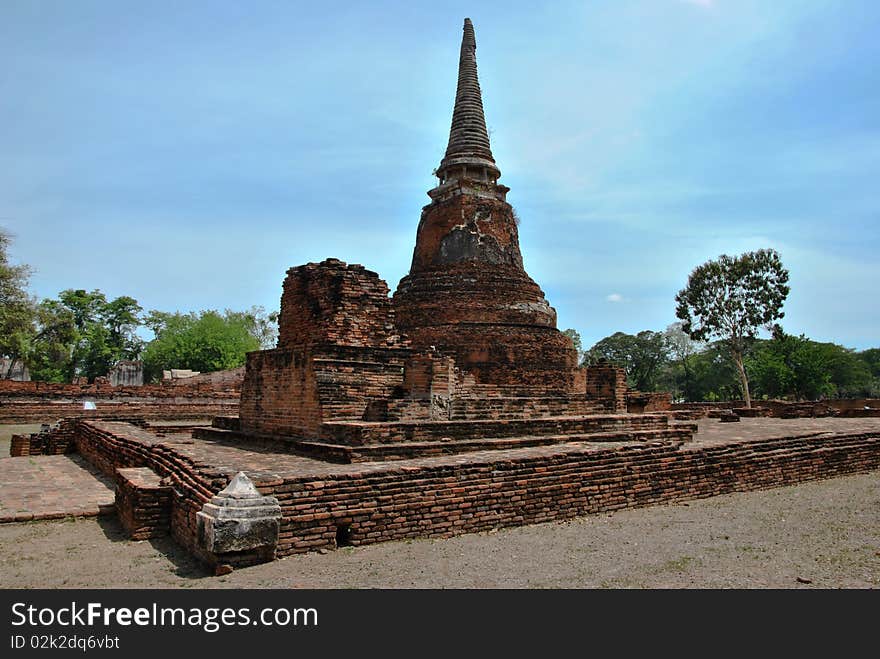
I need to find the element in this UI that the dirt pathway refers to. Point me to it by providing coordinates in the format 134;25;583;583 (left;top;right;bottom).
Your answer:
1;471;877;588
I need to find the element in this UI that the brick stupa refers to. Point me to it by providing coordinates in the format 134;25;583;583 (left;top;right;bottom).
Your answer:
394;18;578;389
232;18;680;464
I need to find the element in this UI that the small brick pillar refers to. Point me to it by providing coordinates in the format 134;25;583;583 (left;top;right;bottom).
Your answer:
403;353;456;400
115;467;173;540
585;363;627;413
9;434;34;456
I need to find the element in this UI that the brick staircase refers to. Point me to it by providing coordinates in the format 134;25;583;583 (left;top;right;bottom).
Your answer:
195;410;691;464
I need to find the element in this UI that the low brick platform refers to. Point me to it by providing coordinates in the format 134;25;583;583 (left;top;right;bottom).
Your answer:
14;416;878;566
6;416;879;567
0;454;115;523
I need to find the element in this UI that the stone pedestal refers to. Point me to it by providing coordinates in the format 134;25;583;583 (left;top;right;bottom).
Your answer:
196;472;282;568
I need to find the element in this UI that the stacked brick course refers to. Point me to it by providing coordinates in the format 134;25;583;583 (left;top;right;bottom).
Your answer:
27;418;880;563
239;260;414;438
0;374;241;423
585;364;627;412
278;260;406;350
115;467;173;540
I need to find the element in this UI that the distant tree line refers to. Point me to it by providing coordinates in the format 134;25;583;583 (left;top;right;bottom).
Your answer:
0;229;277;383
576;324;878;402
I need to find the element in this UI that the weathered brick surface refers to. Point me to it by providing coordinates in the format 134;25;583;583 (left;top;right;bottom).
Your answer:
392;196;578;387
239;345;410;437
9;419;77;456
0;454;115;523
67;421;224;565
585;364;627;412
672;398;880;419
26;417;879;564
266;431;880;555
115;467;172;540
278;259;407;350
627;391;672;413
0;376;241;423
319;413;673;446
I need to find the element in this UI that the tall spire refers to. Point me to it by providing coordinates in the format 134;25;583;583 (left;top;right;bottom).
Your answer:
435;18;500;185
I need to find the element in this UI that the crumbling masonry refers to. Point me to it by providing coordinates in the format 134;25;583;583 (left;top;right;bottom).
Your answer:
10;19;880;571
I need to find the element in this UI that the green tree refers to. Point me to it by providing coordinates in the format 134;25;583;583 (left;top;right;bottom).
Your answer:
856;348;880;397
675;249;789;407
142;310;260;382
562;328;584;365
0;230;37;378
587;330;669;391
102;295;144;359
747;332;872;401
688;341;743;402
228;305;279;350
35;289;145;381
28;299;77;382
664;322;702;401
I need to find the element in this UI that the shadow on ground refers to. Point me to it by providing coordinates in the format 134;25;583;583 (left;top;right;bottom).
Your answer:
95;513;211;580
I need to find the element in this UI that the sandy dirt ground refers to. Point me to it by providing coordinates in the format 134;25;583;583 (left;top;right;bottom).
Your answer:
1;471;877;589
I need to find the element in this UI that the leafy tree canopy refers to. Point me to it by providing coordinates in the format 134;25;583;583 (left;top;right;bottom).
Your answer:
675;248;790;407
0;230;37;377
142;310;261;382
586;330;669;391
562;328;584;365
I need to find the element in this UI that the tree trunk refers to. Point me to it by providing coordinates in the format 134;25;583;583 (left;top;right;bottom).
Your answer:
682;356;692;402
733;351;751;408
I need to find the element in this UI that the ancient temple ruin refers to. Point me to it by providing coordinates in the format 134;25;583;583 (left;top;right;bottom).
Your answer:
232;17;656;463
9;19;879;574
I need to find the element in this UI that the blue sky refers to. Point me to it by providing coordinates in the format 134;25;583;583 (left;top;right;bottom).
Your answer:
1;0;878;349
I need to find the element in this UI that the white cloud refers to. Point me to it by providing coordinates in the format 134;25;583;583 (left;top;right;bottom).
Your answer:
606;293;624;303
680;0;714;8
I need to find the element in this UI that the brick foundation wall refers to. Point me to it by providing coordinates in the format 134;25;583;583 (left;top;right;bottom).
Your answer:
0;377;240;423
267;431;880;555
627;391;672;413
32;417;880;565
240;348;321;436
672;399;880;418
9;418;77;455
239;345;410;437
67;421;224;564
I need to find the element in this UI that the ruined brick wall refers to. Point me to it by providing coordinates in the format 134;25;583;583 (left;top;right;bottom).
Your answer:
0;398;238;423
278;259;406;350
585;364;627;412
671;399;880;418
9;418;78;456
39;416;880;564
313;346;408;421
267;431;880;554
402;353;456;400
165;366;245;389
400;323;578;389
0;377;241;423
240;260;413;437
68;420;224;564
239;348;321;437
627;391;672;413
115;467;173;540
239;346;410;437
